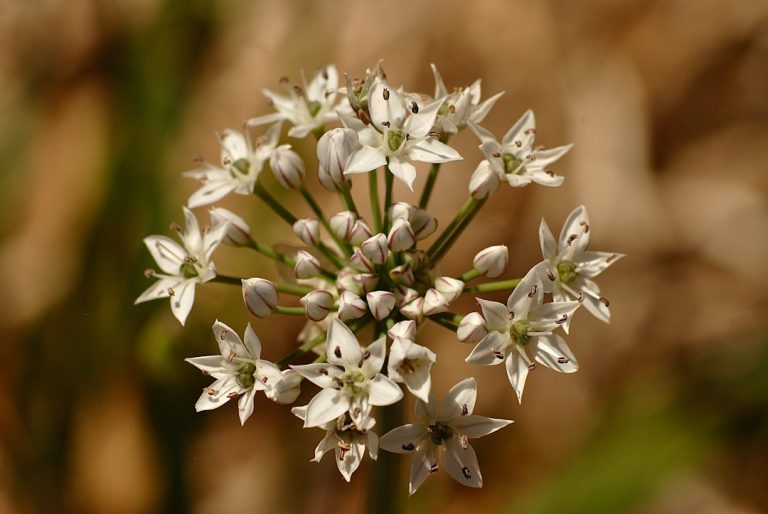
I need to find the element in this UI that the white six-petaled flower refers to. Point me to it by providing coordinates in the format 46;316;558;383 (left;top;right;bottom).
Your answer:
291;319;403;428
379;377;512;495
135;207;229;325
538;205;624;330
185;321;292;425
465;264;581;403
469;110;572;188
430;63;504;136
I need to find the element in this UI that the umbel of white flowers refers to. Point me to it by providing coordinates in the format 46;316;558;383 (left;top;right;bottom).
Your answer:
135;61;622;494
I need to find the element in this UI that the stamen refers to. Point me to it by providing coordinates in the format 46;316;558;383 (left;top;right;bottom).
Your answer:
491;151;501;158
144;269;156;278
556;314;568;324
606;254;618;263
279;76;289;84
509;311;515;320
514;140;522;148
292;85;303;96
428;130;441;138
401;443;415;451
429;463;439;473
383;88;390;100
557;357;569;364
528;363;536;370
461;404;468;415
459;434;469;450
204;387;216;395
528;283;538;298
167;287;175;296
461;467;472;479
566;234;578;246
192;154;204;163
448;104;456;113
546;170;555;177
546;270;556;281
411;101;419;113
381;121;390;127
600;297;610;307
334;346;342;358
227;391;239;399
577;291;585;302
170;222;182;233
579;221;590;233
493;349;505;360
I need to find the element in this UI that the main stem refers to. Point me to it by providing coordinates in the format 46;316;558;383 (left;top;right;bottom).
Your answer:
430;197;487;265
418;162;441;209
366;400;404;514
382;167;394;231
369;169;382;232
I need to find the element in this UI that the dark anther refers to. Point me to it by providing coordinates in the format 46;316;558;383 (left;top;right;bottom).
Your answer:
383;88;390;100
556;314;568;324
579;221;590;233
363;350;371;360
528;283;538;298
547;270;556;281
411;101;419;113
493;349;505;360
402;443;415;451
492;151;501;158
381;121;390;127
320;368;329;375
528;363;536;370
546;170;555;177
279;76;289;84
448;104;456;113
600;297;610;307
606;254;618;263
144;269;155;278
334;347;342;358
577;291;585;302
461;467;472;479
514;140;522;148
566;234;578;246
429;463;439;473
557;357;569;364
461;404;469;415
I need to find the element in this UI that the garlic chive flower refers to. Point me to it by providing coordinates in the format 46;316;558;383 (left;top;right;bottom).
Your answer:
185;321;288;425
465;264;581;403
135;207;229;325
380;378;512;494
538;205;624;330
430;63;504;135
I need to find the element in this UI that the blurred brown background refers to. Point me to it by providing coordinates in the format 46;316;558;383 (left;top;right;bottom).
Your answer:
1;0;767;513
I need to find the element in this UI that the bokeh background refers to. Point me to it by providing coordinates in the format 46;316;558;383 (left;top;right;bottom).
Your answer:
1;0;768;512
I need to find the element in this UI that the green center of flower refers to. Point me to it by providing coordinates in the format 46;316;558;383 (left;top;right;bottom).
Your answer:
387;129;405;152
335;412;365;437
556;260;578;284
510;319;533;346
307;100;323;117
502;152;523;174
341;369;367;396
235;362;257;389
428;422;454;445
232;158;251;175
398;358;417;375
180;261;199;279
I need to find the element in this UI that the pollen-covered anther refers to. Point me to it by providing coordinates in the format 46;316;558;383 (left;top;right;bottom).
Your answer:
227;351;236;362
144;268;156;278
546;170;555;177
170;222;182;233
334;346;342;358
492;151;501;158
526;154;536;161
227;391;239;399
167;287;175;296
428;130;441;138
514;140;522;148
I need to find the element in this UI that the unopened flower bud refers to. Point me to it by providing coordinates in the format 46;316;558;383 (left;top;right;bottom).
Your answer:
265;370;302;404
242;278;278;318
300;290;334;321
389;264;415;286
270;145;305;189
316;128;360;191
360;234;388;264
422;288;449;316
330;211;357;241
457;312;488;343
347;250;374;273
336;269;360;294
388;320;417;340
366;291;395;321
338;291;367;320
388;202;414;222
387;218;416;252
209;207;251;246
434;276;464;303
469;160;500;199
473;245;508;278
353;273;379;294
292;218;320;246
400;297;424;321
349;219;372;246
409;209;437;240
394;286;419;308
294;250;321;279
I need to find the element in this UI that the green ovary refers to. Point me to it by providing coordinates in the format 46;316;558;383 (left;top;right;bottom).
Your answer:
307;100;323;117
510;320;533;345
180;261;199;279
557;260;577;284
235;362;257;389
387;129;405;152
342;369;367;396
502;153;523;174
428;422;454;445
232;158;251;175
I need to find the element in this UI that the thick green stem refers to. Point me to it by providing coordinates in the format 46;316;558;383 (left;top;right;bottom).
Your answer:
254;182;297;225
369;169;382;233
382;167;394;231
458;268;484;282
463;278;522;294
430;197;487;265
366;400;404;514
428;313;461;332
418;162;442;209
274;305;306;316
211;275;313;296
340;181;359;216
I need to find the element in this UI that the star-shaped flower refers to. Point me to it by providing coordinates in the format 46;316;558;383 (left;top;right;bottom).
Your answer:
430;63;504;135
135;207;229;325
538;205;624;329
292;406;378;482
248;65;341;138
387;335;437;403
184;123;281;208
465;264;581;402
291;319;403;427
185;321;288;425
344;78;462;190
469;110;572;188
379;377;512;495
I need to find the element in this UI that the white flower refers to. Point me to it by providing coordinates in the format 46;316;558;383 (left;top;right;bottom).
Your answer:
291;319;403;427
387;337;436;402
345;78;462;190
430;64;504;135
135;207;229;325
470;110;572;188
465;265;581;403
248;65;341;138
185;321;286;425
209;207;252;246
292;406;378;482
538;205;624;330
379;377;512;495
184;123;281;208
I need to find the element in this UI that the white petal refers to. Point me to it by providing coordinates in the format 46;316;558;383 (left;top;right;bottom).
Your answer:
211;320;249;360
467;120;497;144
170;279;196;326
243;323;262;359
430;63;448;98
246;112;286;127
135;276;176;304
408;138;462;164
380;424;427;453
409;446;438;495
443;377;477;418
443;439;482;488
505;267;543;321
528;301;580;333
290;363;343;389
502;109;535;146
367;375;403;406
465;331;508;366
470;91;504;124
538;218;557;261
312;431;336;462
505;350;531;403
574;277;611;323
144;235;185;274
533;144;573;168
531;334;579;373
345;146;387;174
529;170;565;187
184;355;227;375
194;376;238;412
558;205;591;258
575;251;625;279
181;206;203;255
326;319;363;368
476;298;508;332
369;80;406;131
237;387;258;425
402;360;434;404
405;100;441;139
336;441;364;482
187;179;237;208
361;335;386;378
304;388;349;428
387;158;417;191
452;415;512;438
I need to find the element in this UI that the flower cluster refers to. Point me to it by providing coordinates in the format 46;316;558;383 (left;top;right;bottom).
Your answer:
136;62;622;493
